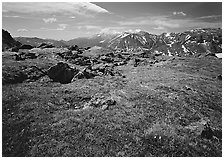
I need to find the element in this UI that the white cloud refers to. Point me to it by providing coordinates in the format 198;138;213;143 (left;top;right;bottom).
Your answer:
100;27;125;34
70;16;76;19
118;16;180;29
2;2;110;17
43;18;57;23
57;24;68;30
173;11;186;16
154;26;165;30
3;15;20;18
17;28;28;32
79;25;102;30
154;19;179;28
197;15;221;19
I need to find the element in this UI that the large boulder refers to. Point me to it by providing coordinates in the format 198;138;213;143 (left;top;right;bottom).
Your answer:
47;62;77;84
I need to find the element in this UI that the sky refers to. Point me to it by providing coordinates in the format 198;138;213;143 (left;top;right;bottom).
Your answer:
2;2;222;40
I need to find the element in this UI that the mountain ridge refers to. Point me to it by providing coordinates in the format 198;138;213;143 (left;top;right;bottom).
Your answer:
3;28;222;56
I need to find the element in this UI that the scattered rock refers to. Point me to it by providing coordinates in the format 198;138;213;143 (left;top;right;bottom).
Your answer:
84;94;116;110
68;45;79;51
100;55;114;63
2;70;27;84
38;43;54;49
47;62;77;84
23;66;45;82
74;67;96;79
14;52;37;60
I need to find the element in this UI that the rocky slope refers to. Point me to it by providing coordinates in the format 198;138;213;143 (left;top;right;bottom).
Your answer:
2;29;21;51
67;32;119;48
67;28;222;56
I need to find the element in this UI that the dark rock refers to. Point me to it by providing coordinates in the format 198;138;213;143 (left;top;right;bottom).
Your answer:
68;45;79;51
2;29;21;51
217;75;222;80
14;54;25;61
9;46;19;52
85;46;91;50
19;44;34;50
201;124;214;139
205;52;217;57
47;62;77;84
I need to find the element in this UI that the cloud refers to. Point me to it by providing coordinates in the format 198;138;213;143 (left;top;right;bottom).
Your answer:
173;11;186;16
154;19;179;28
154;26;165;30
70;16;76;19
78;25;102;30
3;15;20;18
17;28;28;32
118;16;180;28
2;2;110;17
57;24;68;30
43;18;57;23
100;27;126;34
197;15;221;19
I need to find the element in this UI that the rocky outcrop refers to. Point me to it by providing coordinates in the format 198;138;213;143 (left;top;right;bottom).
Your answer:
47;62;77;84
37;43;55;49
19;44;34;50
2;29;21;51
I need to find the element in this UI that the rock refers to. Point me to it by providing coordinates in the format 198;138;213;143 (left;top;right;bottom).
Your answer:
84;94;116;110
205;52;217;57
14;54;25;61
73;67;96;79
68;45;79;51
23;66;45;82
217;74;222;80
14;52;37;60
47;62;77;84
201;124;214;139
19;44;34;50
100;55;114;63
85;46;91;50
38;43;54;49
9;46;19;52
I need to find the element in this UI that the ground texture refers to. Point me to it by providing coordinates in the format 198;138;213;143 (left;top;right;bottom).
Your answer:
2;51;222;157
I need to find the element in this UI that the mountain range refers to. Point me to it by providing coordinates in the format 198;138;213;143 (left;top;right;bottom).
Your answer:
3;28;222;56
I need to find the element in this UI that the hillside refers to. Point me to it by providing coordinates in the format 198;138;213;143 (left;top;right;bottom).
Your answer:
2;29;21;51
14;37;68;47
